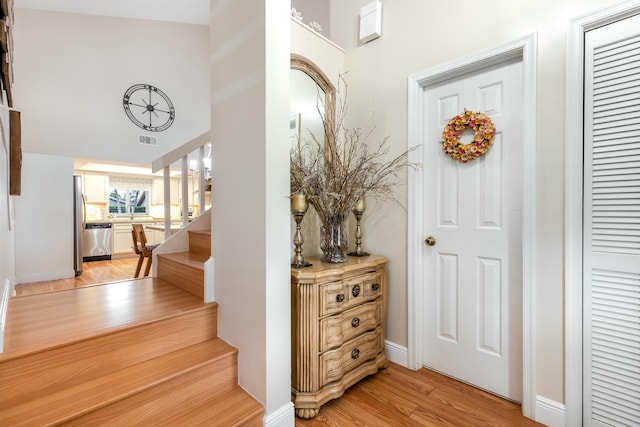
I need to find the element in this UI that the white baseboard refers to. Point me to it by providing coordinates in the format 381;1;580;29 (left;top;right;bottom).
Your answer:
385;340;409;368
15;269;75;284
263;401;295;427
535;395;565;427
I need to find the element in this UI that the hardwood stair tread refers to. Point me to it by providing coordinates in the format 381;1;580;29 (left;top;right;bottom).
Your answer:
1;277;212;361
166;385;263;426
187;229;211;243
0;225;262;426
158;250;209;266
156;252;207;299
1;307;218;410
187;229;211;237
63;346;239;426
1;338;237;426
187;229;211;254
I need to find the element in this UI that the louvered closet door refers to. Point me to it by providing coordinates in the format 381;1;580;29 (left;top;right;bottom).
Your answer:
584;13;640;427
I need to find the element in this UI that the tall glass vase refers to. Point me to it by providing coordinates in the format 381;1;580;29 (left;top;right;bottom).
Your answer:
320;214;348;263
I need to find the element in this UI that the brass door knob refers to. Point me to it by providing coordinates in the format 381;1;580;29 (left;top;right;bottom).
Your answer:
425;236;436;246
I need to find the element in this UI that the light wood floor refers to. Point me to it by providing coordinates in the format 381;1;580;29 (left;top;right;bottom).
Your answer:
295;363;543;427
14;259;542;426
14;257;141;297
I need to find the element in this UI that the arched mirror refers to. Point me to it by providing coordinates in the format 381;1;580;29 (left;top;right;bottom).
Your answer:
290;54;335;150
290;55;336;258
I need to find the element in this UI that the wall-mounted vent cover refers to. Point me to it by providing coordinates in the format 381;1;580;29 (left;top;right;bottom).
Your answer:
138;134;158;146
359;0;382;43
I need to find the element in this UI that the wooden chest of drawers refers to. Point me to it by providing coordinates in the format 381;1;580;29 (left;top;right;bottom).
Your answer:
291;255;388;418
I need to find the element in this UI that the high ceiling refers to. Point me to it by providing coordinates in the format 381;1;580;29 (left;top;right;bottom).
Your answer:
14;0;210;25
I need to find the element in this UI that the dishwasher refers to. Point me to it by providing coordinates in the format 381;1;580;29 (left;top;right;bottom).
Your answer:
83;222;113;262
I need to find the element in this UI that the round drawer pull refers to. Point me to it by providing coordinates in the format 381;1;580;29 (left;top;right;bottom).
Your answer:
352;284;361;297
372;283;380;291
351;348;360;359
336;293;345;303
351;317;360;328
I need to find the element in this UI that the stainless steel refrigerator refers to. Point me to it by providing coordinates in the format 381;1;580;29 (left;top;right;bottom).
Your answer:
73;175;84;275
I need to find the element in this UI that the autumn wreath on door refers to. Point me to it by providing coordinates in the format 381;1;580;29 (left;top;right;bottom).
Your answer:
441;110;496;163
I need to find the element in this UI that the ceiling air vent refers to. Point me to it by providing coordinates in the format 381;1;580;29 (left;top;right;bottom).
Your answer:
138;134;158;146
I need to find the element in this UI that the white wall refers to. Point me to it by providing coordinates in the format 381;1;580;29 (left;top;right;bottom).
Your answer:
15;0;210;25
329;0;617;406
291;0;330;38
0;102;15;351
10;8;210;283
12;8;210;166
291;19;344;88
210;0;292;423
14;153;74;283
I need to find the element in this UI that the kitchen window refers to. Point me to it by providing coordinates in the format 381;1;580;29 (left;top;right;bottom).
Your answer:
109;189;149;216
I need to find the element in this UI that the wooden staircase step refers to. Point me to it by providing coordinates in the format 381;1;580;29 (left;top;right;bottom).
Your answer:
0;224;260;426
164;386;264;426
157;252;207;299
0;279;218;413
1;338;236;426
159;250;209;266
63;356;239;426
1;277;211;361
188;229;211;255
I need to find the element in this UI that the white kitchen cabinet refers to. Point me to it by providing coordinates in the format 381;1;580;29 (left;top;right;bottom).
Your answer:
113;221;168;257
84;172;109;204
157;228;168;243
151;178;180;206
179;178;194;205
141;223;157;245
148;228;165;245
113;223;134;255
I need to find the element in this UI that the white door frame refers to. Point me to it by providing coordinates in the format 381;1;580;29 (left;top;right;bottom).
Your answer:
407;33;538;417
565;2;640;426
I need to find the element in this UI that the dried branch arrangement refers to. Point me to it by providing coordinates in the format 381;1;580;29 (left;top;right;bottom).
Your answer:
290;74;420;221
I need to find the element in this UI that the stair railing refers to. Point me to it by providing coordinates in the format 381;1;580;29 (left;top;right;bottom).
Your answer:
151;131;211;240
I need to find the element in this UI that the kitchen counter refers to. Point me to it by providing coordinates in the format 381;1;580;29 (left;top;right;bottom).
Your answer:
85;217;182;224
111;218;185;257
145;224;182;235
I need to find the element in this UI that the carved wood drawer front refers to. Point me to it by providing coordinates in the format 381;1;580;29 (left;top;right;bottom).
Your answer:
319;299;382;352
319;326;383;388
319;272;379;316
363;273;383;298
291;255;388;418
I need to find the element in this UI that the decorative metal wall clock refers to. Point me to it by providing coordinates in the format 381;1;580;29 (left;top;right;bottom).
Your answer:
122;83;175;132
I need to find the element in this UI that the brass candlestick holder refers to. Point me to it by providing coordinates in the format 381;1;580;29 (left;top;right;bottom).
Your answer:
348;197;370;257
291;194;312;268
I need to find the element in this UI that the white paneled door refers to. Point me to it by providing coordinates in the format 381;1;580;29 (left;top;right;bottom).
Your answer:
421;59;524;402
583;13;640;427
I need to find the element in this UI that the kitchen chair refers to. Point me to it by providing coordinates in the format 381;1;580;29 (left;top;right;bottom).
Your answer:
131;223;159;278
